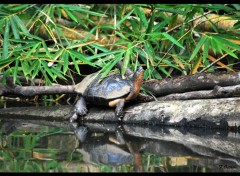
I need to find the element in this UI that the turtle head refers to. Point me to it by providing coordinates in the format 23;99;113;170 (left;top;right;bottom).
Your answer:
136;66;144;73
132;66;144;81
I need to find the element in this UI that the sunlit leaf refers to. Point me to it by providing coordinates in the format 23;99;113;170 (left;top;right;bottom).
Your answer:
64;9;78;23
31;60;40;79
22;60;31;75
136;6;148;29
10;17;20;39
191;56;202;74
202;39;210;63
62;51;69;74
189;36;207;61
158;65;171;77
3;19;9;60
41;60;56;81
122;43;133;75
116;9;134;28
101;53;123;79
12;14;30;35
144;41;155;66
69;53;80;74
162;32;184;49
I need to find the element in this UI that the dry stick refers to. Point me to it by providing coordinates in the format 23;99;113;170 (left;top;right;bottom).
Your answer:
200;50;237;73
157;84;240;101
167;11;212;33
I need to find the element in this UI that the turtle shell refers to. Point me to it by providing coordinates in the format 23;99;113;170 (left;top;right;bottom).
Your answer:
84;74;133;105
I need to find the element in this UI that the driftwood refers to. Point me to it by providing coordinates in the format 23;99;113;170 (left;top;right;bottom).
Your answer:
1;61;240;127
1;97;240;129
143;72;240;96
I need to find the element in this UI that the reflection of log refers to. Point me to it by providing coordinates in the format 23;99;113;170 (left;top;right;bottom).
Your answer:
123;125;240;163
85;122;240;170
2;118;240;171
1;97;240;128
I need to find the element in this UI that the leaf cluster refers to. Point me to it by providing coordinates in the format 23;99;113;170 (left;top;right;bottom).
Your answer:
0;4;239;85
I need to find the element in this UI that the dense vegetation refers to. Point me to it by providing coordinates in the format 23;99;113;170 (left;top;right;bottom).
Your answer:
0;4;240;86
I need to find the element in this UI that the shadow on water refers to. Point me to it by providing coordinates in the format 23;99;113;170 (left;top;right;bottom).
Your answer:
0;117;240;172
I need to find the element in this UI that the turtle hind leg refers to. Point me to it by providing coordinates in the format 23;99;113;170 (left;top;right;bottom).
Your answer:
70;96;88;122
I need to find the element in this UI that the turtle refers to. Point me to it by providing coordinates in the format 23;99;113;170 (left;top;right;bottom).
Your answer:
69;66;144;122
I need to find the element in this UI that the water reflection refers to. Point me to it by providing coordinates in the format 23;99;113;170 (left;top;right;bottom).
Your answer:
0;118;240;172
73;123;145;172
72;122;240;172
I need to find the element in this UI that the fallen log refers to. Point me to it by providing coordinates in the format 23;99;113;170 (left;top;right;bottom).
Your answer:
1;97;240;128
1;70;240;100
158;84;240;101
143;72;240;96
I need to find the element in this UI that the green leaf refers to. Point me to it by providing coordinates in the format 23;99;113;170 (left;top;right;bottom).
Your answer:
115;31;129;40
64;9;78;23
101;53;123;79
210;38;223;55
189;36;207;61
54;26;70;45
31;60;40;79
214;35;240;50
69;54;80;74
10;4;30;11
62;51;69;74
0;57;15;68
116;9;134;28
136;6;148;29
12;15;30;35
9;17;20;39
202;39;210;63
41;61;56;81
25;42;41;58
41;41;51;58
3;19;9;60
12;42;37;52
13;57;20;83
158;65;171;77
146;32;162;39
162;32;184;49
51;66;67;80
221;46;238;59
122;43;133;75
89;44;109;52
21;60;30;75
162;59;182;71
85;50;123;61
144;41;155;65
145;9;155;35
68;50;95;67
57;4;106;17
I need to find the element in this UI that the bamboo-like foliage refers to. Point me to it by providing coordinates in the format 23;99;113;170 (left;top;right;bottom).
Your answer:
0;4;239;85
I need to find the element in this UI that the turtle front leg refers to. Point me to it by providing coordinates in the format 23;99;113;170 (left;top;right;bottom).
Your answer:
109;99;126;121
70;96;88;122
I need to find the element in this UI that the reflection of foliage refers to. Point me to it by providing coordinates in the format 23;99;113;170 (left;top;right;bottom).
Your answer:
0;125;214;172
0;125;83;172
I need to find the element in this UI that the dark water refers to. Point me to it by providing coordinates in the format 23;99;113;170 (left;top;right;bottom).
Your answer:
1;116;240;173
0;100;240;172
